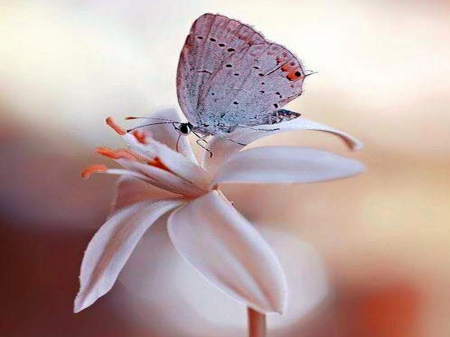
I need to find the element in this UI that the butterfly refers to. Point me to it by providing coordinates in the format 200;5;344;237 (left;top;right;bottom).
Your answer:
129;13;307;154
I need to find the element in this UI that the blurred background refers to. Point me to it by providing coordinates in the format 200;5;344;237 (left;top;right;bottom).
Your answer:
1;0;449;336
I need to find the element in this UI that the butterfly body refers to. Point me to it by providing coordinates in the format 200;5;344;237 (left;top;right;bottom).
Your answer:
176;13;306;137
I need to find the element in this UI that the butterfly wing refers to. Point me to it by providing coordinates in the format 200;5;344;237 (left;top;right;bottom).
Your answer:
177;14;262;125
177;14;305;131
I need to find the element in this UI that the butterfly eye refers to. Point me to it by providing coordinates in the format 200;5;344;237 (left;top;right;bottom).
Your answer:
178;123;192;135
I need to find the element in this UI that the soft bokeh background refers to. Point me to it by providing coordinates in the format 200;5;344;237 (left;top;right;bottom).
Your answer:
1;0;449;336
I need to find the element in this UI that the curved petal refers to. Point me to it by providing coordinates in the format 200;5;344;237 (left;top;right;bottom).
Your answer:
203;117;364;173
111;176;181;213
135;108;197;163
213;147;366;185
145;140;210;190
74;199;185;313
117;159;206;197
167;191;287;314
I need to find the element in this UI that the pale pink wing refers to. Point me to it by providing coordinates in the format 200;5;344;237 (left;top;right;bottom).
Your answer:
177;13;305;128
177;13;265;126
200;42;305;127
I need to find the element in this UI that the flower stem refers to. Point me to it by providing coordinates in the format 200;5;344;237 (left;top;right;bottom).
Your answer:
248;307;266;337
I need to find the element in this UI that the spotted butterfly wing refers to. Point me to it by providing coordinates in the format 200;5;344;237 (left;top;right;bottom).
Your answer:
177;13;305;135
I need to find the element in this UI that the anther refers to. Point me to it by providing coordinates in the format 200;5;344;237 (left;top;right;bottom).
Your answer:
81;164;107;178
106;117;126;135
95;147;138;161
132;130;147;144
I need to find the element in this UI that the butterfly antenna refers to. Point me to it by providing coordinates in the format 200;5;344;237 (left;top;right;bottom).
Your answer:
126;122;177;133
304;70;318;77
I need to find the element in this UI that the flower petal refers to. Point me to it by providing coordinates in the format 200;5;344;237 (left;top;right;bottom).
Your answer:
106;116;209;189
74;199;184;313
111;176;181;213
214;146;365;185
118;159;206;197
145;140;210;190
135;108;197;163
167;191;287;314
203;117;363;172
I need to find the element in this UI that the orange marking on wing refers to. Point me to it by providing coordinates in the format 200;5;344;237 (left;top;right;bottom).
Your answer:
106;117;126;135
81;164;107;178
287;69;303;82
281;64;292;72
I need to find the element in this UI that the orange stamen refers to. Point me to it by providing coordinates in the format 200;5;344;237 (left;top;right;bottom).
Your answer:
106;117;126;135
81;164;107;178
133;130;147;144
96;147;138;161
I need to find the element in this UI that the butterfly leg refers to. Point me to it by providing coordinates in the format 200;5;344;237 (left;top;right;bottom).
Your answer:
192;131;208;144
195;137;213;157
175;134;182;152
214;133;247;146
192;132;213;157
222;136;247;146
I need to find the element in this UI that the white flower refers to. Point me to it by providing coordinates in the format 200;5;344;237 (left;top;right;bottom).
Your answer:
74;108;364;315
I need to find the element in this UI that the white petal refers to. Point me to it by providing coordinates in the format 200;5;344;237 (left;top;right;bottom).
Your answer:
82;164;201;197
136;108;197;163
145;139;210;190
111;176;181;213
203;117;363;173
167;191;287;314
118;159;206;197
118;226;329;335
74;199;184;313
214;147;366;185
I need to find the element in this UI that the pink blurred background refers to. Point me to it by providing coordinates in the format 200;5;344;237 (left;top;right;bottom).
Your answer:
1;0;449;336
